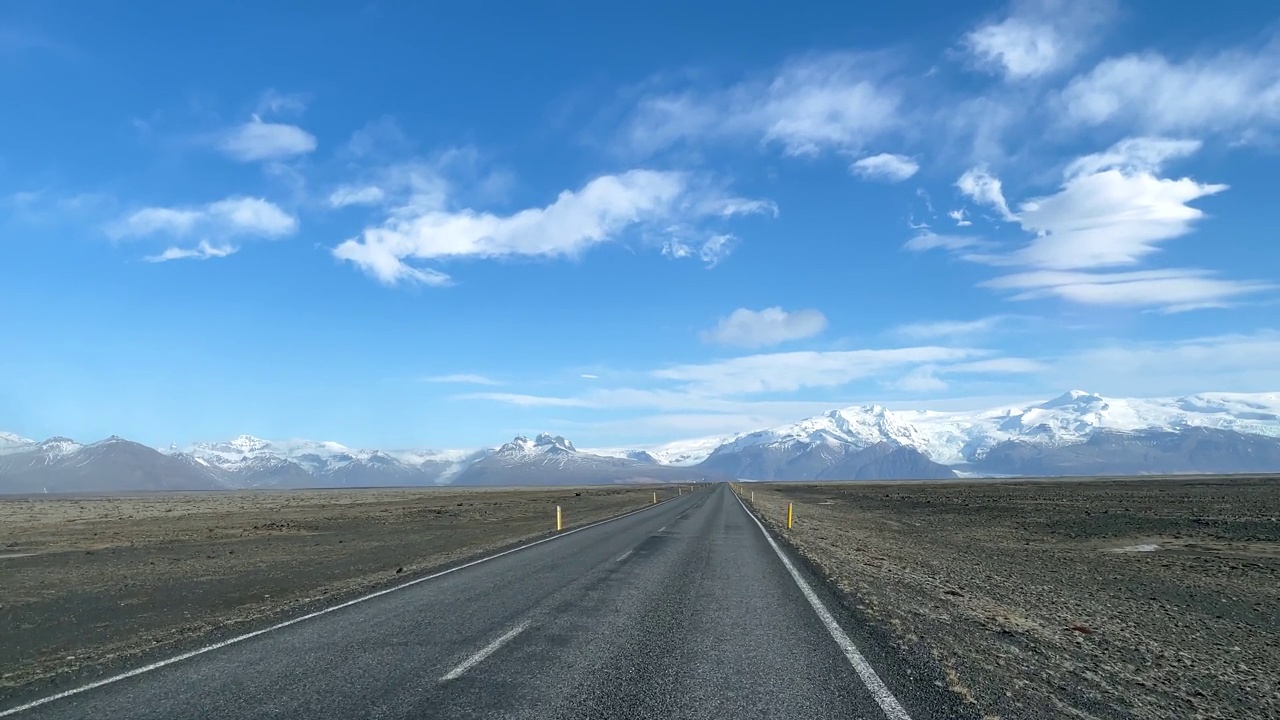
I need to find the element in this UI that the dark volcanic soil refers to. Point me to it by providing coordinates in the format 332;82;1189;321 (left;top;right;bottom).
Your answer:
740;476;1280;720
0;485;673;701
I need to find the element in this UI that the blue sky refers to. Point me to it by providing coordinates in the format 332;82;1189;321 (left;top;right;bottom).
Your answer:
3;0;1279;449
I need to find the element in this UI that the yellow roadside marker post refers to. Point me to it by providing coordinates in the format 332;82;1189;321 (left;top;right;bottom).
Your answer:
751;491;754;503
556;505;562;532
787;503;793;529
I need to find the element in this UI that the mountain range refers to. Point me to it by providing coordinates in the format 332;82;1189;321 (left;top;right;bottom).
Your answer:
3;390;1279;493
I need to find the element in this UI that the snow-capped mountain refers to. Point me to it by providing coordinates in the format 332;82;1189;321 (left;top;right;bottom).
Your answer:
171;434;483;488
586;435;748;467
5;390;1280;492
451;433;696;485
694;391;1280;479
0;436;225;493
0;431;35;454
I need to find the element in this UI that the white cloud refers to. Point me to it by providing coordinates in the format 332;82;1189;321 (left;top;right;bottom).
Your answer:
893;315;1012;340
696;197;779;218
982;269;1273;311
335;170;760;285
459;344;1037;421
701;307;828;348
1062;137;1201;177
947;209;972;226
651;346;987;396
956;166;1016;221
329;185;387;208
963;0;1114;80
850;153;919;182
219;115;317;162
459;392;593;408
626;52;902;157
918;138;1269;311
947;357;1044;373
256;89;307;116
206;197;298;236
115;207;203;237
903;230;987;252
110;197;297;240
143;240;238;263
1060;46;1280;135
697;234;735;267
580;374;599;380
893;366;949;393
892;356;1042;393
1052;330;1280;397
10;190;43;206
1011;139;1225;269
421;373;503;386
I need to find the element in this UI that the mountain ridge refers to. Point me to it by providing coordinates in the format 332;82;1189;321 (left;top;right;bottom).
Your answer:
4;390;1280;492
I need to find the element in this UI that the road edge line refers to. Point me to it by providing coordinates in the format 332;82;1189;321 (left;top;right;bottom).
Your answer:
0;492;684;717
733;491;914;720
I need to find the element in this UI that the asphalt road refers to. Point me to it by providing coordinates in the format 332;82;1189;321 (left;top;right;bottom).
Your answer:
2;484;966;719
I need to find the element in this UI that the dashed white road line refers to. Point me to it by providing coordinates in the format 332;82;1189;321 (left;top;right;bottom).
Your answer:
440;623;529;681
616;549;634;562
657;526;667;533
0;495;681;718
735;493;914;720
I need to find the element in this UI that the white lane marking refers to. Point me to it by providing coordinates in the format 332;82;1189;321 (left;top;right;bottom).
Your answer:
616;549;634;562
0;495;681;718
657;526;667;533
735;493;914;720
439;623;529;682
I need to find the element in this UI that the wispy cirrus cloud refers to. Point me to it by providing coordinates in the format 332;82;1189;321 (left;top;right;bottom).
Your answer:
457;344;1043;420
962;0;1116;80
981;269;1274;312
893;315;1017;340
624;52;903;157
1050;330;1280;396
328;185;387;208
903;230;989;253
422;373;503;386
1059;44;1280;137
650;346;988;396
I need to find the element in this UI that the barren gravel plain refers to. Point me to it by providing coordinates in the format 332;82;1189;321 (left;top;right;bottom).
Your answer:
740;476;1279;720
0;485;674;703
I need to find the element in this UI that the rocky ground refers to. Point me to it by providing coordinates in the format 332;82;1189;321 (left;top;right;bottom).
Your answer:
0;485;674;702
740;476;1279;720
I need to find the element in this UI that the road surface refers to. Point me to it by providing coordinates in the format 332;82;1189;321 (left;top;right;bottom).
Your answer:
2;484;965;719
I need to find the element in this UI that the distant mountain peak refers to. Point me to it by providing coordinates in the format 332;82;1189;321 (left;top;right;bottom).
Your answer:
1041;390;1104;408
227;434;271;453
498;433;577;455
535;433;575;451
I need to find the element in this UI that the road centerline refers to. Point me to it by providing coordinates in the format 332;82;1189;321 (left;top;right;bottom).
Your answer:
0;494;686;718
440;623;530;682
